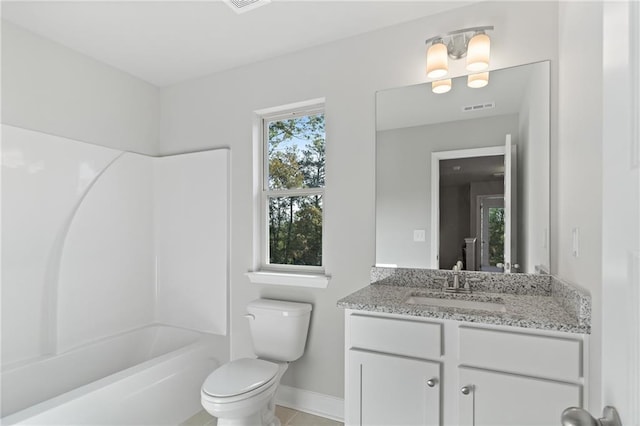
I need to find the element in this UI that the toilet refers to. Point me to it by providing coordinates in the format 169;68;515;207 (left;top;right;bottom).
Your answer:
201;299;312;426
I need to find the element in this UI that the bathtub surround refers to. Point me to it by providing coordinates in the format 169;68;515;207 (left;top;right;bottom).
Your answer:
1;125;229;364
154;152;229;334
1;125;230;424
1;125;123;364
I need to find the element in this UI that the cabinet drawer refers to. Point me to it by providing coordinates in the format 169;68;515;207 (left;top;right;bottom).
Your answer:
350;314;442;359
459;326;582;382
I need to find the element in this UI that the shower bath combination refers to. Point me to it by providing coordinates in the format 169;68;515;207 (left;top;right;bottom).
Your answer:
1;125;230;425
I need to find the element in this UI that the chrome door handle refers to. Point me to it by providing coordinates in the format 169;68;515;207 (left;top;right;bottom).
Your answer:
460;385;472;395
426;378;438;388
561;406;621;426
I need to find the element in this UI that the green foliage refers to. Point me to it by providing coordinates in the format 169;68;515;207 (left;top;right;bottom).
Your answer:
267;113;325;266
269;196;322;266
268;114;325;189
488;207;505;266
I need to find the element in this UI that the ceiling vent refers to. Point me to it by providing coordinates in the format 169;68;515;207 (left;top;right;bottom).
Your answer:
462;102;495;112
224;0;271;14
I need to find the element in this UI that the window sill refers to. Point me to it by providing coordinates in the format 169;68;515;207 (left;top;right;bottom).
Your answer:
246;271;331;288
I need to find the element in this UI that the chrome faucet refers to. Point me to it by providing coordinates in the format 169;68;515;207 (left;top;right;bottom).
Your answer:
444;261;471;293
452;264;461;289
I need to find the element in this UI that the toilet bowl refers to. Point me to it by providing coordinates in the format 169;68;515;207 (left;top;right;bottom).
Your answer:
201;299;312;426
201;358;287;426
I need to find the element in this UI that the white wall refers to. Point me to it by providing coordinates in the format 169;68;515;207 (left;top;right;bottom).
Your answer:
376;114;519;268
1;20;160;155
518;62;551;273
159;1;560;401
556;1;603;411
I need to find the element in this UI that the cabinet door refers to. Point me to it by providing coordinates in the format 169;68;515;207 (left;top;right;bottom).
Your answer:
348;349;441;426
458;367;582;426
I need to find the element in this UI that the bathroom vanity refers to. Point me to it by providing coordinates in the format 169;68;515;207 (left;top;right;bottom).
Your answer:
338;268;590;426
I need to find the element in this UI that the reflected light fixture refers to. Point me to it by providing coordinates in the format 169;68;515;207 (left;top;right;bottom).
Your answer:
468;72;489;88
432;79;452;94
425;26;493;94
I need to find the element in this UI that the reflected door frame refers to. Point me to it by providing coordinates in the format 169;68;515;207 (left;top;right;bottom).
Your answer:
431;145;505;269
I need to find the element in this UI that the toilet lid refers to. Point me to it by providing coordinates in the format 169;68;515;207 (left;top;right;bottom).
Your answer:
202;358;279;398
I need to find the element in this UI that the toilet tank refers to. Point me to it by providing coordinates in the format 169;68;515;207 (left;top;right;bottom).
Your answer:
246;299;312;362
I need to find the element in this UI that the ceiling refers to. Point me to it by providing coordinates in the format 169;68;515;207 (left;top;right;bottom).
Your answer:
1;0;472;87
440;155;504;187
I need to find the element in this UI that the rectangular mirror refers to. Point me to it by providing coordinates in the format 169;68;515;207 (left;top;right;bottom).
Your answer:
375;61;550;273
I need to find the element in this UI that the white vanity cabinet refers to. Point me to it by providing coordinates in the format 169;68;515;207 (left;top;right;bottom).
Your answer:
457;325;584;426
346;314;443;426
349;350;441;426
344;310;587;426
458;367;581;426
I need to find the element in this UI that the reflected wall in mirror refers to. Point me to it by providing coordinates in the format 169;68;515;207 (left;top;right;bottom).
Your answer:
375;61;550;273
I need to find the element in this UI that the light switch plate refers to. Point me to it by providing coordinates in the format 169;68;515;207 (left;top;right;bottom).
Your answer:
413;229;426;242
572;227;580;257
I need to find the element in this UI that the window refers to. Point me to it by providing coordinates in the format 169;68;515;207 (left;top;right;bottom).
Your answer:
260;104;325;274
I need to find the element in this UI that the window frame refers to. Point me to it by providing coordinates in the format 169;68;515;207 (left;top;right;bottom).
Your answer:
259;103;326;275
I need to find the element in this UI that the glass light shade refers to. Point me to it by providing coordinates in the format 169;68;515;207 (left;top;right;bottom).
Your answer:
432;79;452;94
466;33;490;72
468;72;489;88
426;42;448;78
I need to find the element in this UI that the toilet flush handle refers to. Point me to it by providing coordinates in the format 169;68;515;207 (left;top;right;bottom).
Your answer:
244;314;255;320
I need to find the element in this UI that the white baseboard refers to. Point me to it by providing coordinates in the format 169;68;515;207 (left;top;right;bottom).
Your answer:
275;385;344;422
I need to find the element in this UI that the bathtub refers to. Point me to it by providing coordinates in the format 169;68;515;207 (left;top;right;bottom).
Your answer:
1;324;228;425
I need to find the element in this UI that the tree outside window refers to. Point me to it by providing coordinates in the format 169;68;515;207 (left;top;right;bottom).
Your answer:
263;109;325;268
488;207;505;266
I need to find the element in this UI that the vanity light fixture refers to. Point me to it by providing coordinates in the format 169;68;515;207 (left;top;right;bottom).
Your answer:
426;26;494;94
426;39;448;78
466;31;491;71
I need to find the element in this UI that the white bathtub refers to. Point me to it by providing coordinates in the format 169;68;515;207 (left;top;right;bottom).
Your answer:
1;324;228;425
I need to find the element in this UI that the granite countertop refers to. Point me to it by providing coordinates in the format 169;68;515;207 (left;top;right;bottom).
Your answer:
337;284;589;334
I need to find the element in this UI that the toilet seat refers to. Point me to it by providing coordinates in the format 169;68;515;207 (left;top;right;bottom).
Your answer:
202;358;279;402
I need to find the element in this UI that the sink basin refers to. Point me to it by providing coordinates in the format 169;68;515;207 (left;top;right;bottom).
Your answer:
404;295;507;312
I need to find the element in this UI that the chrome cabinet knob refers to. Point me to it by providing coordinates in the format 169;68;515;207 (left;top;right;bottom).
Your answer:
461;386;472;395
426;378;438;388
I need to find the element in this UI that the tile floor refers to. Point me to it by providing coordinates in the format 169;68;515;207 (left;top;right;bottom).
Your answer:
180;406;343;426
